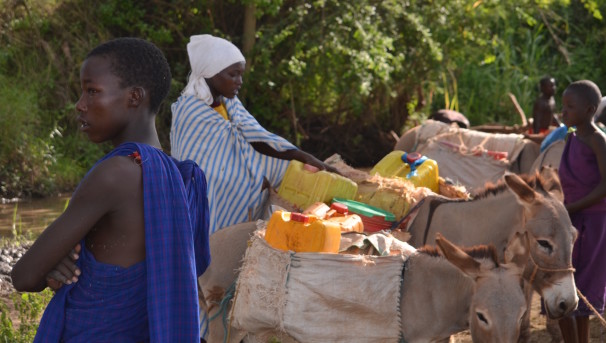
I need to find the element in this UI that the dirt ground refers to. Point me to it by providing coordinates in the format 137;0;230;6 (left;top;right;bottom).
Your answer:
452;292;606;342
1;291;605;341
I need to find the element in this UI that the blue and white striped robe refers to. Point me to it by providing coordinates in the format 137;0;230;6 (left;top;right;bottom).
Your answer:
171;95;297;235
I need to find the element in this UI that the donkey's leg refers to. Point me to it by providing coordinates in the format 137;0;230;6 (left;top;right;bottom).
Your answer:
546;316;564;343
518;283;534;343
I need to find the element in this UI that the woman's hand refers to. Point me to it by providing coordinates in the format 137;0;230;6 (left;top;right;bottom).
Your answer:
295;152;341;175
250;142;342;175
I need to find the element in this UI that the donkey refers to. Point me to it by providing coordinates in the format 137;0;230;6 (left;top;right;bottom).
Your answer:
404;167;577;341
199;223;530;343
401;232;529;342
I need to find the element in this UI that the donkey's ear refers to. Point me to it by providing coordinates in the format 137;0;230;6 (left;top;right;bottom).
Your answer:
539;167;564;202
436;233;482;280
503;231;530;274
505;173;536;205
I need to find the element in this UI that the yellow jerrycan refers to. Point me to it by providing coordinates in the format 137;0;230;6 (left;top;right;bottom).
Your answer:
277;160;358;209
370;151;439;192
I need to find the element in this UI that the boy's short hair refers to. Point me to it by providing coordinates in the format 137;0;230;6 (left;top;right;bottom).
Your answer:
87;37;171;114
539;76;555;87
565;80;603;110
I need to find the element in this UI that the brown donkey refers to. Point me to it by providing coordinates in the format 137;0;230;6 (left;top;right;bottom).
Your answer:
199;224;530;343
405;167;577;341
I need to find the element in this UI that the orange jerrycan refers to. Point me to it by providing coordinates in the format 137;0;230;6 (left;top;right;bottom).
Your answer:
264;211;342;253
277;160;358;209
370;151;439;192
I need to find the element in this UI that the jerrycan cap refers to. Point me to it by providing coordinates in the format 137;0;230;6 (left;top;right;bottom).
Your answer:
330;202;348;214
404;152;422;163
290;212;310;224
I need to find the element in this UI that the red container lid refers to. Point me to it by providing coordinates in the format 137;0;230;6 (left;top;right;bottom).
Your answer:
406;152;422;163
330;202;349;214
362;218;393;232
291;213;310;224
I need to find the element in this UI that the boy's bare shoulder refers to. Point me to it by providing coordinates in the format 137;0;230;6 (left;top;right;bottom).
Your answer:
74;155;142;203
89;154;140;180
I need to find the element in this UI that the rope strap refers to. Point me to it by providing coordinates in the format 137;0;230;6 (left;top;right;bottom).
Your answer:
577;288;606;328
527;250;575;285
526;250;606;329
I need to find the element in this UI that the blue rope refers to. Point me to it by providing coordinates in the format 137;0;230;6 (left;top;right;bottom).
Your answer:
208;280;237;343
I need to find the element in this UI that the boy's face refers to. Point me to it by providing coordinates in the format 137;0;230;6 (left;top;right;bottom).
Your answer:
541;79;556;96
208;61;245;99
76;56;131;144
561;89;592;127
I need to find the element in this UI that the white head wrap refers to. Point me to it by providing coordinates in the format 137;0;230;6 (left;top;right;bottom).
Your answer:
182;34;246;105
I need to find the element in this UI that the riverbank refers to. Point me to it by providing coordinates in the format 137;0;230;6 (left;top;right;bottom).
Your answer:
0;240;30;295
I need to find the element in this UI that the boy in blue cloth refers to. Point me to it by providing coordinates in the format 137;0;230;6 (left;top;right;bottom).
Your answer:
11;37;210;342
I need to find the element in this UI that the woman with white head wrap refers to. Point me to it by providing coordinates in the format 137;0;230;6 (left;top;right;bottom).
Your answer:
171;34;336;235
182;34;246;106
171;36;339;338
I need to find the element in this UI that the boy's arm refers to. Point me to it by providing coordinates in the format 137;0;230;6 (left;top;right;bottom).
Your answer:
565;133;606;213
532;99;546;133
11;156;136;292
250;142;340;174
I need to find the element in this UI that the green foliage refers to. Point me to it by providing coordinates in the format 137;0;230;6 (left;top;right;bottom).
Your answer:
416;0;605;127
0;289;53;342
0;0;605;196
0;76;56;198
244;0;446;164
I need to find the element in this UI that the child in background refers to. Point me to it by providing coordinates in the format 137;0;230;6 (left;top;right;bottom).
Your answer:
11;37;210;342
532;76;559;134
557;80;606;343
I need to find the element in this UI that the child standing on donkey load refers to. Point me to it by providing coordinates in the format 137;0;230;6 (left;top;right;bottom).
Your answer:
11;37;211;342
532;76;560;134
557;80;606;343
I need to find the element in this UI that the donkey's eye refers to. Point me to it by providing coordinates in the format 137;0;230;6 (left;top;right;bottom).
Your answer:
537;240;553;254
476;312;488;325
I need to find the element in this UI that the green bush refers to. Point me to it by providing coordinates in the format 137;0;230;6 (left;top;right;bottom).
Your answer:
0;76;55;198
0;0;604;197
0;289;53;342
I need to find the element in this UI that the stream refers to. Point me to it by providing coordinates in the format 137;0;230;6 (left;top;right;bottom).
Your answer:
0;196;70;238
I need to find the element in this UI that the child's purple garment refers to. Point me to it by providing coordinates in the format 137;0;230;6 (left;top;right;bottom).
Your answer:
559;133;606;315
34;142;211;342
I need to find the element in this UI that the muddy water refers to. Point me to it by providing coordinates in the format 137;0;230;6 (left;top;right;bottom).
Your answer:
0;196;70;237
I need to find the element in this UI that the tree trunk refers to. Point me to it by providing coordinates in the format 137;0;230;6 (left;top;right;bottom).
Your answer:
242;2;256;67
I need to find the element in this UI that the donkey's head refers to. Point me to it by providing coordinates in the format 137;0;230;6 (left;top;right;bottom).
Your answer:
504;167;578;318
437;232;529;343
